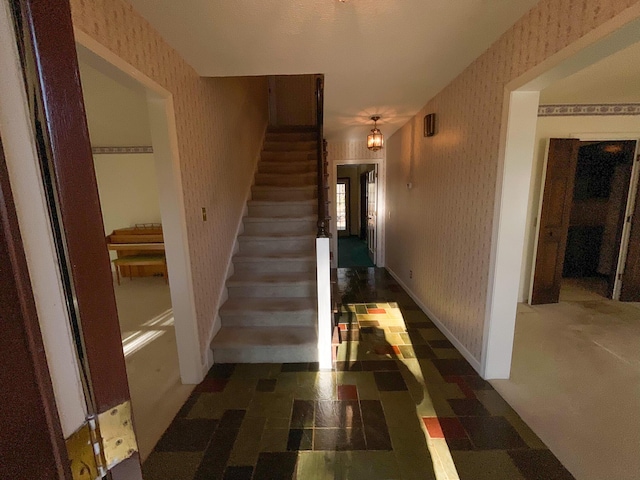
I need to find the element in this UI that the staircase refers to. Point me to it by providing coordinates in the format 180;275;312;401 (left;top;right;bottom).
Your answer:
211;127;320;363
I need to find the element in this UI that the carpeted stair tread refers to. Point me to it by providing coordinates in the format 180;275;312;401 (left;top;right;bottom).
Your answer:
227;271;315;285
220;297;316;314
211;326;317;348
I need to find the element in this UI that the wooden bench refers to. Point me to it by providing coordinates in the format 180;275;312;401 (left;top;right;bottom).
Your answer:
112;254;167;285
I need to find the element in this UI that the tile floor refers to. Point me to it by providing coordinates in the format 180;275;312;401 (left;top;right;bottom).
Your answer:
142;268;574;479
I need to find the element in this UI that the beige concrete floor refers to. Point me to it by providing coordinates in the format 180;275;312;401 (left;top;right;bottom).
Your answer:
492;279;640;480
113;275;194;461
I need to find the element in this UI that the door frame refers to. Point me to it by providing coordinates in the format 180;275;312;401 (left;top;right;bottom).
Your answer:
336;176;350;236
482;12;640;379
528;137;640;303
74;30;205;384
0;135;72;479
330;158;385;268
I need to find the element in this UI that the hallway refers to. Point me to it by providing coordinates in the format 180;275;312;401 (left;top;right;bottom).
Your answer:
142;268;573;479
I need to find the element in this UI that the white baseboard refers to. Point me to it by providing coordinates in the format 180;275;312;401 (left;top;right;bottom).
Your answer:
386;267;483;375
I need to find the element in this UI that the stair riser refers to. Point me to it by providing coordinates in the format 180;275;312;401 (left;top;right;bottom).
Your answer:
228;283;316;298
243;220;316;235
262;151;316;161
220;311;316;327
265;132;316;142
248;203;316;217
254;174;315;187
213;346;319;363
258;162;316;174
252;188;316;201
239;238;316;255
234;259;315;274
264;141;316;151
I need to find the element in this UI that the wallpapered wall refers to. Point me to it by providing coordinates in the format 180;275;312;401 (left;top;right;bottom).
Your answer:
70;0;269;356
386;0;640;362
273;75;317;126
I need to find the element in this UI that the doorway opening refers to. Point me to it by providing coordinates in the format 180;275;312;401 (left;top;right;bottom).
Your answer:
530;139;638;304
75;45;197;459
336;164;377;267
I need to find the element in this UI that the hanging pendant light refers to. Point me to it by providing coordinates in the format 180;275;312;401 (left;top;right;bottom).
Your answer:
367;116;384;151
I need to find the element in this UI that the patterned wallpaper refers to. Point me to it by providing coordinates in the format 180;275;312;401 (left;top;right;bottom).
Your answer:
273;75;317;126
327;141;385;161
386;0;640;362
70;0;269;356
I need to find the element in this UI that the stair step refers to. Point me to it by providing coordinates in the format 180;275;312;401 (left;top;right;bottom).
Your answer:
248;200;316;217
220;297;316;327
252;185;317;201
238;234;315;255
258;160;316;174
266;132;316;142
227;271;316;298
211;326;318;363
242;216;316;235
233;253;316;273
263;140;316;152
258;160;317;174
255;172;316;187
262;151;316;162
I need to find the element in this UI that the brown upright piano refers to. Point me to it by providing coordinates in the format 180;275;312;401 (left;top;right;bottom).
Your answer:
106;224;167;284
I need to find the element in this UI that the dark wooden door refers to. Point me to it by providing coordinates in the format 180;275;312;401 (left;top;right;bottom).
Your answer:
531;139;580;304
366;167;377;263
0;139;72;480
11;0;142;477
621;170;640;301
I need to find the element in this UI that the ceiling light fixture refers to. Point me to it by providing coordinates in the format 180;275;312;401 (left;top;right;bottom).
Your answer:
367;116;384;151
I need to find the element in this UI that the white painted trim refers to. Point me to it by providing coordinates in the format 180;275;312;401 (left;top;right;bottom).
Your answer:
387;268;482;374
614;140;640;299
484;11;640;380
482;91;540;380
75;34;205;384
316;238;332;370
330;157;386;269
527;138;551;305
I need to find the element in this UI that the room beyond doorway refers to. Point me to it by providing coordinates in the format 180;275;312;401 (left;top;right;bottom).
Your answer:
336;163;377;267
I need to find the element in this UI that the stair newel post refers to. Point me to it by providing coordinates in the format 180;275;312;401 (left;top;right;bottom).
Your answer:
315;76;333;370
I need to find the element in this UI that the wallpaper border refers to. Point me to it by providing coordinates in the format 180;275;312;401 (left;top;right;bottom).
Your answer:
92;146;153;154
538;103;640;117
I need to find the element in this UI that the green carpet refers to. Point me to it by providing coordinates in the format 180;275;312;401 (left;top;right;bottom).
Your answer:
338;235;375;267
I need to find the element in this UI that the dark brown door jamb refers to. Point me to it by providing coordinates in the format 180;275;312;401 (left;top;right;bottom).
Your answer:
0;138;71;479
10;0;142;476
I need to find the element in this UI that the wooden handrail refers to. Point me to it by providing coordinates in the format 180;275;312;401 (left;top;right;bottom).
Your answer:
316;76;329;238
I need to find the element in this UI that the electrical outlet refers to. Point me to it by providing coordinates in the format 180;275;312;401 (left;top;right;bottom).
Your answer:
409;270;413;279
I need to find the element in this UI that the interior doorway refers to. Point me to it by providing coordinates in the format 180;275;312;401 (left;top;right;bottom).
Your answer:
75;47;195;460
530;139;638;304
336;163;377;267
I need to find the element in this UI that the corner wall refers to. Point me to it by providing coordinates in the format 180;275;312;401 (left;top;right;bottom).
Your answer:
385;0;640;364
70;0;269;357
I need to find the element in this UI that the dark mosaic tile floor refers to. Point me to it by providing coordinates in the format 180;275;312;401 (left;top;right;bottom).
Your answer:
143;267;575;480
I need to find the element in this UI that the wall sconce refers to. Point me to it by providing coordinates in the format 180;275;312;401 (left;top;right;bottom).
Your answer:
367;116;384;151
424;113;436;137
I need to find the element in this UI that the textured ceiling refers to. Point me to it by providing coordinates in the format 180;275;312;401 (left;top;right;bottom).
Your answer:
126;0;539;141
540;40;640;104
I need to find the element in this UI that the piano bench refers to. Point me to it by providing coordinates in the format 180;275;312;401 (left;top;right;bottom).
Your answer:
112;254;167;285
